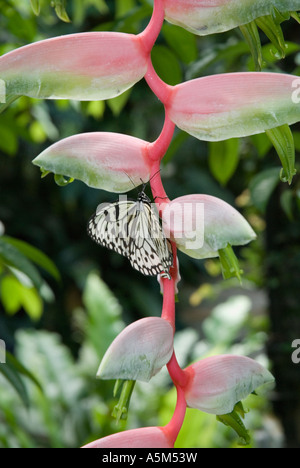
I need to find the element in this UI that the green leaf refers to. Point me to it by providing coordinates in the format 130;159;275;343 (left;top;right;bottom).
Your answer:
30;0;41;15
6;351;43;392
82;272;125;360
0;238;43;291
271;7;291;24
290;11;300;23
208;138;240;186
186;41;249;79
51;0;71;23
16;329;84;406
218;244;243;283
2;236;60;281
239;21;263;71
0;275;43;320
249;167;280;213
262;41;300;64
84;100;105;119
115;0;136;18
162;23;198;64
112;380;136;422
216;403;251;446
255;15;286;59
0;356;30;407
151;45;183;86
202;295;251;346
247;41;300;70
265;124;297;184
0;94;19;115
107;89;131;117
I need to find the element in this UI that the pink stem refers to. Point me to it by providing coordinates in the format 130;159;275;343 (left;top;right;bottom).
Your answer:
140;1;187;443
144;57;172;104
148;113;175;164
167;351;188;388
161;275;175;325
163;384;187;446
138;0;165;53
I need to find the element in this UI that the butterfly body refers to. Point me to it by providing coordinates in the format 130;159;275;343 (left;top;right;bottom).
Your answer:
87;190;173;279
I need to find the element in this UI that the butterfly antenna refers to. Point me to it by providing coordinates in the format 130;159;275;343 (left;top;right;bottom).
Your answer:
124;171;139;196
149;169;161;183
139;169;162;192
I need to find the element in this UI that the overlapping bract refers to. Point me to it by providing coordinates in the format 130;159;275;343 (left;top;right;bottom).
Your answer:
97;317;174;382
162;194;256;259
82;426;172;448
163;0;300;35
183;355;274;415
0;32;148;103
33;132;151;192
166;72;300;142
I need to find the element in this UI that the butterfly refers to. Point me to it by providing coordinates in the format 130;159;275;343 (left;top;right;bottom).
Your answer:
87;187;173;279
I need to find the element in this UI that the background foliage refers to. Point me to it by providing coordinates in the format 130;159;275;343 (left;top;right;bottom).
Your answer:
0;0;299;448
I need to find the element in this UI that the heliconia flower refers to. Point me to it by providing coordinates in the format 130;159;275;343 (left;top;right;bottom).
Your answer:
161;194;256;259
0;32;148;103
183;354;274;415
162;0;299;36
32;132;151;192
82;426;173;448
97;317;174;382
165;72;300;142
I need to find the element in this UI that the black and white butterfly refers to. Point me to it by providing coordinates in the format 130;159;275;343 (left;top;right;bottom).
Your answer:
87;187;173;279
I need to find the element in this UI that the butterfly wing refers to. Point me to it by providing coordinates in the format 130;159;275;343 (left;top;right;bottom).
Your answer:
87;195;173;279
87;200;137;258
128;200;173;279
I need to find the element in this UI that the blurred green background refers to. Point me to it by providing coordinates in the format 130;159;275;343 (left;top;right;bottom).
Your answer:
0;0;300;448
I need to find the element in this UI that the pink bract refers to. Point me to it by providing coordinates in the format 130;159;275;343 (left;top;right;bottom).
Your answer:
166;72;300;141
82;426;172;448
161;194;256;259
0;32;148;101
97;317;174;382
183;354;274;415
33;132;151;192
162;0;299;35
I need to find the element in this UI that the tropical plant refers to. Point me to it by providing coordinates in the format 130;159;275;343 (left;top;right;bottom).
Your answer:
0;0;299;448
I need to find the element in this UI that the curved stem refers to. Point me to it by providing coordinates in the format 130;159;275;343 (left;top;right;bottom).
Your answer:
144;56;173;104
167;351;188;388
148;113;175;163
148;113;175;203
163;384;187;447
138;0;165;53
